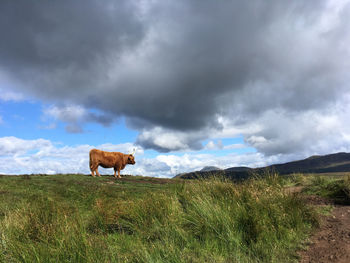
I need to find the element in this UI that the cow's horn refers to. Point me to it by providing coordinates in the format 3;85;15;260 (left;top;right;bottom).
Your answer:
131;148;136;155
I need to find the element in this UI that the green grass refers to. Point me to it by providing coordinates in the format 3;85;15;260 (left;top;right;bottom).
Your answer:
302;175;350;204
315;205;333;216
0;174;318;262
282;173;308;187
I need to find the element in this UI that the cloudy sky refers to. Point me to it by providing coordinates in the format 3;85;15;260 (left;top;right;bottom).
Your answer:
1;0;350;177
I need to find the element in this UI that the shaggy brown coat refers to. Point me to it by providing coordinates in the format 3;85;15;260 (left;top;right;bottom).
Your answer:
89;149;135;178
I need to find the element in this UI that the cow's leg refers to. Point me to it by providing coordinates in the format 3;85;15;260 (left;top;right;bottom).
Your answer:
117;169;121;179
113;168;117;178
90;163;97;177
96;167;101;177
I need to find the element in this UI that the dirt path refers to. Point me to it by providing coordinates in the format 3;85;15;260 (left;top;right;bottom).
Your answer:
298;195;350;263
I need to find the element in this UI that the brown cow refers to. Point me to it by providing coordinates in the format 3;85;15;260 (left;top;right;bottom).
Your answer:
89;149;136;178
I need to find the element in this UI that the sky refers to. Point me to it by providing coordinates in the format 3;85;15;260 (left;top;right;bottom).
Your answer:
1;0;350;177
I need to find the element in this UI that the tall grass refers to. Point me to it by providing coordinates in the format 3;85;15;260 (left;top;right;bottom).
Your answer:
0;174;318;262
303;175;350;204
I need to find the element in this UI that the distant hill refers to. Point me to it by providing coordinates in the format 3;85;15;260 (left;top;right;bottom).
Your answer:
175;152;350;180
200;166;222;172
225;166;251;172
267;152;350;174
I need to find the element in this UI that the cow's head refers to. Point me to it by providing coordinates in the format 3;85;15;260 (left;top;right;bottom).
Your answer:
127;154;136;165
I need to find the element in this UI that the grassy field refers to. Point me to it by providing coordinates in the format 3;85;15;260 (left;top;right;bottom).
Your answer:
0;173;320;263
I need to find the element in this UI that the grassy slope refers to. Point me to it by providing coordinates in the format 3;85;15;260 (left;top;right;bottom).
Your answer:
0;174;318;263
301;175;350;204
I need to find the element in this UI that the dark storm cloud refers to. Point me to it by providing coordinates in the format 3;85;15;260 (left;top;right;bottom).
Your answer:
0;0;145;102
43;105;114;133
0;0;143;69
1;0;350;153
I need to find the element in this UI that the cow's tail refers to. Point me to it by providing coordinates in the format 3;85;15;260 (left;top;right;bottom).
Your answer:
89;150;93;171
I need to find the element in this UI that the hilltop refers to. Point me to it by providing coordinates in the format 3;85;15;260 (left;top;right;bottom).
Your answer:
200;166;222;172
175;152;350;179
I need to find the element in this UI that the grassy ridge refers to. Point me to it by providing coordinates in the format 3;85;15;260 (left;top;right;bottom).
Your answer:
0;174;318;262
302;175;350;204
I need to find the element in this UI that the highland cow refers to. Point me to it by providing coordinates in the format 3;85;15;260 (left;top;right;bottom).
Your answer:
89;149;135;178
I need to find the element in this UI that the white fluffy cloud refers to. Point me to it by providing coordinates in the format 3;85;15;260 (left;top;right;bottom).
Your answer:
154;152;293;177
0;89;24;102
0;137;52;156
135;126;208;152
242;96;350;157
